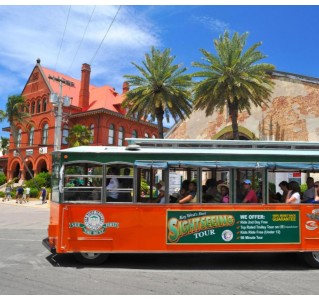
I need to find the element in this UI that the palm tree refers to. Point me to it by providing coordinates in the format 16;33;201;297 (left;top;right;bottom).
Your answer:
5;95;30;145
192;31;275;140
0;137;9;155
66;124;92;147
122;47;193;139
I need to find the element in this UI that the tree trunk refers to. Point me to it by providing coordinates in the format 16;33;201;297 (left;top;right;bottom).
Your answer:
228;100;240;140
155;107;164;139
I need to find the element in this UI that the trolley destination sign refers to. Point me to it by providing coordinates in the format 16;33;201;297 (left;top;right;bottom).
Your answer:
167;210;300;244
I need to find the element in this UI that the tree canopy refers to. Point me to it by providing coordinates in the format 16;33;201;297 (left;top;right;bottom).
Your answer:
192;31;275;139
122;47;193;139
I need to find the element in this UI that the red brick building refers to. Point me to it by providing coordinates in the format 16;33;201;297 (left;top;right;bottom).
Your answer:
6;59;158;181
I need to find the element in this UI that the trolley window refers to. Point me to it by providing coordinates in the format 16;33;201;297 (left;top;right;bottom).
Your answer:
63;162;103;202
106;163;133;203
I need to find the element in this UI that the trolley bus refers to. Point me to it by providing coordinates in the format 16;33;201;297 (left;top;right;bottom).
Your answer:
43;139;319;267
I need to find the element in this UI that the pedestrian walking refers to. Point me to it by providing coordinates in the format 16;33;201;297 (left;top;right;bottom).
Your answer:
41;187;47;204
22;189;27;203
25;187;30;202
16;186;24;204
3;185;12;202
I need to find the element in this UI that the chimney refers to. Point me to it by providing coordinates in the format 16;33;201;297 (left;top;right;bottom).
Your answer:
122;81;129;94
79;63;91;109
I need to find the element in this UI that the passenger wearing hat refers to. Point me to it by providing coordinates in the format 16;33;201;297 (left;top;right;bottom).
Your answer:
217;183;229;203
242;179;258;203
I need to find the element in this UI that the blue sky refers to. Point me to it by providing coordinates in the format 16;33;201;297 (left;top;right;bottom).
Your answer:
1;3;319;137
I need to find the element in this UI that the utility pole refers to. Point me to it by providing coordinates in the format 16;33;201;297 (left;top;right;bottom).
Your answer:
49;75;73;151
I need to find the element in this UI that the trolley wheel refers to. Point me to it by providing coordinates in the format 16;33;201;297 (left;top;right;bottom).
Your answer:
74;253;109;265
302;252;319;268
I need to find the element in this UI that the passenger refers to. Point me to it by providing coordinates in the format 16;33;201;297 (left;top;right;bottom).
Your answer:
169;180;188;203
286;181;301;204
314;181;319;202
242;179;258;203
179;181;197;204
203;178;217;202
178;180;189;199
106;167;120;201
302;176;315;203
217;183;229;203
279;181;289;203
155;180;165;204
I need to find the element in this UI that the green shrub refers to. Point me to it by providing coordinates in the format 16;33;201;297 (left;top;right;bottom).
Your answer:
25;172;52;190
300;183;307;193
0;191;5;197
140;177;149;194
0;173;6;185
30;188;39;198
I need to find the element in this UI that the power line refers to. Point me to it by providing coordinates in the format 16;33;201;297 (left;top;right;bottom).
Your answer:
67;6;96;73
54;6;72;71
89;5;121;65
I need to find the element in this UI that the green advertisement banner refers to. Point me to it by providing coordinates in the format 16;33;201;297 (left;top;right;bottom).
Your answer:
167;210;300;244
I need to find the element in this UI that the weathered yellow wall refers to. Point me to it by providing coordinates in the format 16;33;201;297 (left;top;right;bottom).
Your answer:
168;75;319;141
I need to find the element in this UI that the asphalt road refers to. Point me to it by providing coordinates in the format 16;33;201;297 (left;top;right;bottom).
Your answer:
0;202;319;295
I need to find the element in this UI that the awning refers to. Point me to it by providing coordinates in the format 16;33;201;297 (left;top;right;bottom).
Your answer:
167;161;267;168
266;162;319;171
134;161;168;169
134;160;319;170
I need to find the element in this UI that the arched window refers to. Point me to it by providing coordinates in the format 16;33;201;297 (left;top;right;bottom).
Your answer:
62;125;69;145
108;124;115;145
90;124;94;144
118;126;124;146
26;103;30;114
42;98;47;112
144;132;149;138
17;128;22;148
152;134;156;139
37;99;41;113
29;127;34;146
42;123;49;145
132;130;138;138
31;101;35;114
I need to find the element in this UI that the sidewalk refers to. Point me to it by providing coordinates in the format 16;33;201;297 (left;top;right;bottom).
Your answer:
0;198;50;208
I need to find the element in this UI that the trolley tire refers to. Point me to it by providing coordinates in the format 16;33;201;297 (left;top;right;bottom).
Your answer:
302;252;319;268
74;253;109;265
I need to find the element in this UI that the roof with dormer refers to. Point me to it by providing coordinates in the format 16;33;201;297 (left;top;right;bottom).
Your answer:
38;64;124;114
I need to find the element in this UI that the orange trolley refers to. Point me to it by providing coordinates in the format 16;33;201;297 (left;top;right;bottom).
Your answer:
43;139;319;266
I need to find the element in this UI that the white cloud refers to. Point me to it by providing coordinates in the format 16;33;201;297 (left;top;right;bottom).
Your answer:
192;15;230;33
0;5;161;108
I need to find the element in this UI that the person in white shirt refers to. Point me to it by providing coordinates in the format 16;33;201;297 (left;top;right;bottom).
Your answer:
286;181;301;204
25;187;30;202
106;167;119;201
302;177;315;202
155;181;165;204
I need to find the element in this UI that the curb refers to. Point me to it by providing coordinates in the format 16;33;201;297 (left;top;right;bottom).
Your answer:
0;198;50;208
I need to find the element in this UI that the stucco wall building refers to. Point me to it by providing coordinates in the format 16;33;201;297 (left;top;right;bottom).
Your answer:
167;71;319;142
